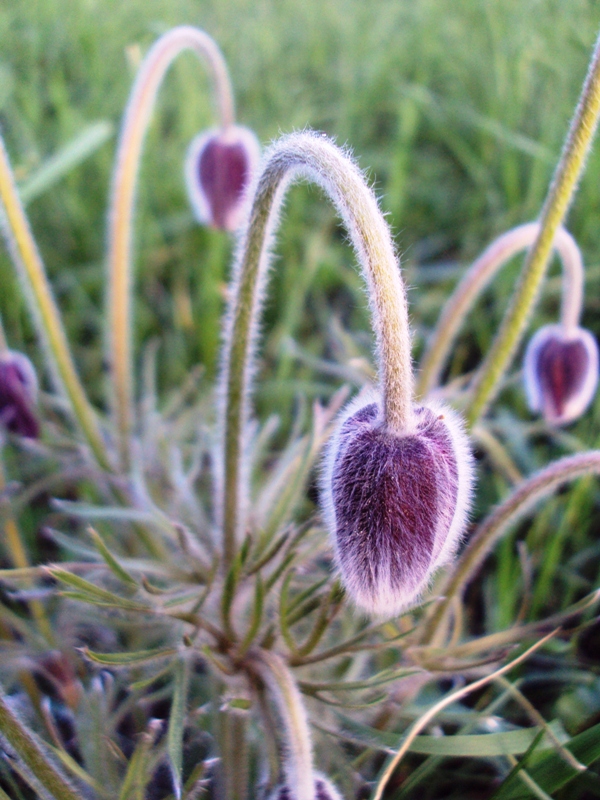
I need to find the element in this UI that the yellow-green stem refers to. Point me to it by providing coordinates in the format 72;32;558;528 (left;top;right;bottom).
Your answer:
417;224;583;398
466;31;600;425
0;137;110;470
107;26;236;470
218;710;249;800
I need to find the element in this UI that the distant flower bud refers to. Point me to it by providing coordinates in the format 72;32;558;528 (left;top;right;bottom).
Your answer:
0;350;39;438
185;125;260;231
268;774;343;800
321;395;473;616
523;324;599;425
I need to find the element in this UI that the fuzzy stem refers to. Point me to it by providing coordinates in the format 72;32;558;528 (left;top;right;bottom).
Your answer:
0;137;110;470
250;650;315;800
466;32;600;425
0;687;83;800
107;26;236;470
220;132;412;567
420;451;600;646
218;710;249;800
558;232;585;335
417;224;584;397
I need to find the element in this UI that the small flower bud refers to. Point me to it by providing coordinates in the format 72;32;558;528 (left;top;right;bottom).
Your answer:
0;350;39;438
523;324;599;425
321;395;473;616
185;125;260;231
268;774;343;800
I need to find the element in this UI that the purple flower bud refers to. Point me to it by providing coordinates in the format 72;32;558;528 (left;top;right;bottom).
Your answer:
320;395;473;616
0;350;39;439
523;324;599;425
185;125;260;231
268;774;343;800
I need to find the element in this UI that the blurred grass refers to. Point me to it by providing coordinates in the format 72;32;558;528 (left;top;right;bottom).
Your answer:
2;0;600;394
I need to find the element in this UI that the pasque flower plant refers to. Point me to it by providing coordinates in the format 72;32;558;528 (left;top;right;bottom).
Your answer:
1;20;600;800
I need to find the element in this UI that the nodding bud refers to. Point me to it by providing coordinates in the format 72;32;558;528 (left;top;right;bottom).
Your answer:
321;394;474;616
0;350;39;438
524;324;599;425
185;124;260;231
268;774;343;800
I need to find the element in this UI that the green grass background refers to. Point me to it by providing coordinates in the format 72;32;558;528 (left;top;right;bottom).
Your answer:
3;0;600;397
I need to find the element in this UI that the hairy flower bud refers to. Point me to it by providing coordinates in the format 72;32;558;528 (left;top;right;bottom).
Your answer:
321;394;473;616
523;324;599;425
0;350;39;438
268;774;343;800
185;125;260;231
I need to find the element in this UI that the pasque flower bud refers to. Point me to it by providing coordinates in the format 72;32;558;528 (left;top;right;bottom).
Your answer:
321;394;473;616
0;350;39;438
524;324;599;425
185;125;260;231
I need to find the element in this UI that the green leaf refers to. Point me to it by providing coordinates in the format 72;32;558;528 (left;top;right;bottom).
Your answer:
52;498;160;525
49;568;150;612
18;121;113;204
82;646;178;667
239;573;264;655
168;659;190;800
88;527;138;587
118;722;158;800
492;722;600;799
331;714;568;757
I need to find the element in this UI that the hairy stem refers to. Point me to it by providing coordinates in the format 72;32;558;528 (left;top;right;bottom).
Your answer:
417;224;584;397
466;31;600;424
420;451;600;645
249;649;315;800
218;710;249;800
0;137;110;470
220;131;412;568
107;26;236;469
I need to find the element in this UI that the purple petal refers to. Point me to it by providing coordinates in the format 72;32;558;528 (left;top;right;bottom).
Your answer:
185;126;260;231
524;325;599;425
0;355;39;439
323;399;472;615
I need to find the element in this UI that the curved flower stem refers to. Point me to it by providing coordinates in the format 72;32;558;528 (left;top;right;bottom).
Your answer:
559;232;585;335
0;137;110;470
107;26;236;470
465;31;600;426
220;131;412;568
249;649;315;800
419;451;600;646
416;224;584;397
218;710;249;800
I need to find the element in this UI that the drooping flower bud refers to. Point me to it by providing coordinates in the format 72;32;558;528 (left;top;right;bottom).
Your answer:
321;394;473;616
185;125;260;231
523;324;599;425
0;350;39;438
268;774;343;800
